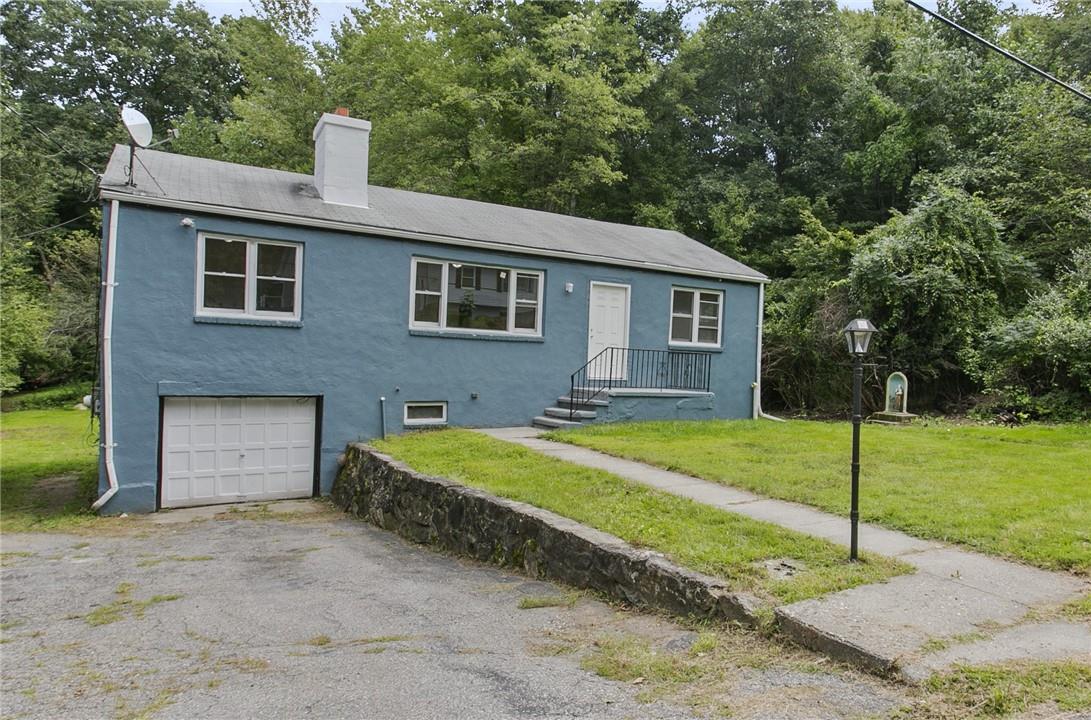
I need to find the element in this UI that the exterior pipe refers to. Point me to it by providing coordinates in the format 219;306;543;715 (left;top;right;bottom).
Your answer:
752;282;785;423
92;200;121;511
379;396;387;440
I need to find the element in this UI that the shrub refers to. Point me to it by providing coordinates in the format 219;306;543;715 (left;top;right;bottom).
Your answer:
972;247;1091;420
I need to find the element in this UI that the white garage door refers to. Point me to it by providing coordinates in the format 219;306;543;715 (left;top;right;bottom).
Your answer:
161;397;316;509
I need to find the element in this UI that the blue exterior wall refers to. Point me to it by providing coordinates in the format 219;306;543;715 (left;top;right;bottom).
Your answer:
99;202;761;513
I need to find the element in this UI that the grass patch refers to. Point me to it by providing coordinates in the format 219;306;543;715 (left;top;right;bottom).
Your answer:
0;551;35;566
518;594;578;609
529;641;580;657
82;583;182;626
352;634;413;645
582;635;705;689
903;661;1091;719
576;624;827;714
0;407;100;532
918;632;989;655
374;430;908;604
298;633;413;653
215;656;269;673
548;419;1091;573
136;555;214;568
115;687;180;720
1;381;90;412
1061;593;1091;620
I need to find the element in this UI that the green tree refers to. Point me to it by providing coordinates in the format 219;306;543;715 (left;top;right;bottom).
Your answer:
324;0;653;215
1;0;241;179
850;185;1032;405
173;14;324;172
967;82;1091;278
975;247;1091;419
762;209;860;410
1;87;59;391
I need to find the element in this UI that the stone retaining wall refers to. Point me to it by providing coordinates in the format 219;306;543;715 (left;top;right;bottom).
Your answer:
332;443;763;625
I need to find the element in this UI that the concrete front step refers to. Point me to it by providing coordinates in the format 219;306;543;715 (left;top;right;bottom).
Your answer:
532;415;583;429
556;395;609;409
544;406;597;420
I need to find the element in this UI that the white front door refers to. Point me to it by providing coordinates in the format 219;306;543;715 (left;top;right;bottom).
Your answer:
161;396;316;509
587;282;630;381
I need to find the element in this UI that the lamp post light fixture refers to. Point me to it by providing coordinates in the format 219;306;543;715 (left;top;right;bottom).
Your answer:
843;318;878;561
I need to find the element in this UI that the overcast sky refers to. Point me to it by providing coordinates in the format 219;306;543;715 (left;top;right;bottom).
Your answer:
197;0;1047;44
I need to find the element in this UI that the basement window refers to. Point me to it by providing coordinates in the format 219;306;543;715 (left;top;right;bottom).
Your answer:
197;234;302;320
404;401;448;426
410;257;543;336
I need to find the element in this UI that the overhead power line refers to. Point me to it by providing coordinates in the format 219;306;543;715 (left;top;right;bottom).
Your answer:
903;0;1091;103
0;101;104;175
12;212;93;240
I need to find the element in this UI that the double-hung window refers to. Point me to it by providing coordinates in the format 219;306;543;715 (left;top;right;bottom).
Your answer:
198;234;302;320
670;287;722;347
411;258;543;335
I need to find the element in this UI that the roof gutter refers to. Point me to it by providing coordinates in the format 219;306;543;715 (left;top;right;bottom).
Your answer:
92;199;121;511
99;189;769;285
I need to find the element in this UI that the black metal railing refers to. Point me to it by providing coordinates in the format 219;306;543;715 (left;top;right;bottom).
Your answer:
569;347;712;418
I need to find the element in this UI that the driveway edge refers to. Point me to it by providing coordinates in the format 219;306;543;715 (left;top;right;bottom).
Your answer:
332;443;766;627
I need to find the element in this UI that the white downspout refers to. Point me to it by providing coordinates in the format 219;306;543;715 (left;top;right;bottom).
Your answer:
752;282;785;422
92;200;120;511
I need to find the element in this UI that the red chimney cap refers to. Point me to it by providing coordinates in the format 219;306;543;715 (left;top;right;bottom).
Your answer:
334;107;350;117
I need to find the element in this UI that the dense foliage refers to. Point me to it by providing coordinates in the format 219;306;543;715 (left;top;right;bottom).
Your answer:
2;0;1088;417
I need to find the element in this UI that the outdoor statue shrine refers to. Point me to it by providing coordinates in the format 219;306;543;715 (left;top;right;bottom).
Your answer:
870;371;918;424
886;372;908;413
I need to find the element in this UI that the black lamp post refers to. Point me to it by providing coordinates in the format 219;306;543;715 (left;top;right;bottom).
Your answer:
842;318;878;561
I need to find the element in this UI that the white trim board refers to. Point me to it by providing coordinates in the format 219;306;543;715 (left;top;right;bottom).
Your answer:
101;190;769;285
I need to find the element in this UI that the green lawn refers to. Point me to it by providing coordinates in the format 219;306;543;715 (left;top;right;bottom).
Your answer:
0;381;91;412
547;420;1091;574
375;429;909;605
1;407;100;532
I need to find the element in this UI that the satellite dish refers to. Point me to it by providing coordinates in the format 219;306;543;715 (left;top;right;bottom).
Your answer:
121;106;153;147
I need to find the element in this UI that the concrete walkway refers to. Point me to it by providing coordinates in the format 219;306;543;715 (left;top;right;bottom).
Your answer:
478;427;1091;681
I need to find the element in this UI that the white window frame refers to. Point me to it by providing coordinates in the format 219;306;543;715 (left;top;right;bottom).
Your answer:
196;233;303;320
669;286;723;348
403;401;448;426
409;256;543;336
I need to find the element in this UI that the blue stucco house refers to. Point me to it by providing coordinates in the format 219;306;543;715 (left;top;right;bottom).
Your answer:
93;111;767;514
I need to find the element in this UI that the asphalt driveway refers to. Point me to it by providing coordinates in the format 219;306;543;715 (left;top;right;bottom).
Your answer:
1;501;902;720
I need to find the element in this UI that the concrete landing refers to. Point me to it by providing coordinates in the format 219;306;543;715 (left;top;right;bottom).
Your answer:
148;498;325;524
478;427;1090;681
901;621;1091;683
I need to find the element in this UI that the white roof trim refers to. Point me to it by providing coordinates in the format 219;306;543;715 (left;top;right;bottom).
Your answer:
100;190;769;284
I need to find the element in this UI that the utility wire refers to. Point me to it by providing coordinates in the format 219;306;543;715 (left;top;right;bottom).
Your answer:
132;150;167;195
12;212;92;240
903;0;1091;103
0;101;105;175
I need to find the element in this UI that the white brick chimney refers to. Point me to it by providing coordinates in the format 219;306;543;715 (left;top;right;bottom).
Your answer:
313;108;371;208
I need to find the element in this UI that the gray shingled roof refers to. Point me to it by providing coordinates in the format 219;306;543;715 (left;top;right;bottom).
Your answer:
100;145;765;282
